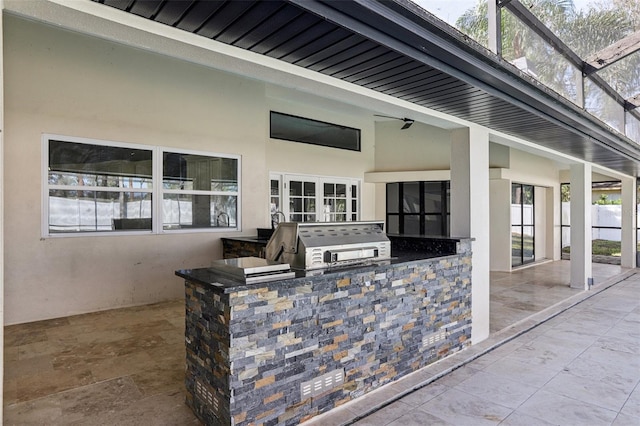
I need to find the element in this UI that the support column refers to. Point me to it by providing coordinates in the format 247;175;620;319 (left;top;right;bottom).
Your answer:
489;178;511;271
570;163;592;289
451;127;490;344
0;1;5;418
621;176;637;268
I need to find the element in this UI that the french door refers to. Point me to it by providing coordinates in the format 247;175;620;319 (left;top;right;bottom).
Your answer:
278;175;358;222
512;183;535;267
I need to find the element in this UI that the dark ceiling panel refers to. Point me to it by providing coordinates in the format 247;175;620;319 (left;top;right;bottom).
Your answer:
320;46;395;77
302;38;376;71
402;80;470;102
129;0;163;18
341;56;414;82
231;6;303;50
385;75;455;98
153;1;194;26
103;0;133;10
366;67;441;92
286;30;358;66
207;2;284;43
253;13;323;56
90;0;640;176
273;22;341;61
173;1;226;33
194;2;259;39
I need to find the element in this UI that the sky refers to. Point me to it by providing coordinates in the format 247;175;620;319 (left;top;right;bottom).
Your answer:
413;0;598;26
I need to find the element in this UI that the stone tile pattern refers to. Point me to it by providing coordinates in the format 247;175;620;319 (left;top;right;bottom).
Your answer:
184;240;472;426
221;238;266;259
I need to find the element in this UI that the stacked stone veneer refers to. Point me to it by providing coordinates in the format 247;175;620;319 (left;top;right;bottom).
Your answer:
184;239;472;426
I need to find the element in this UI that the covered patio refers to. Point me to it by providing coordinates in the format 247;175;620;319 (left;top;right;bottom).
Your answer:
3;260;633;424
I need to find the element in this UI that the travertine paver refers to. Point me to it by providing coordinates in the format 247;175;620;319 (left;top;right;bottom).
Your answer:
342;271;640;426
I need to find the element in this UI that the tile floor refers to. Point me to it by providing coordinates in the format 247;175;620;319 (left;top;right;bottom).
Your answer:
3;299;201;425
490;261;624;332
308;267;639;426
3;261;636;425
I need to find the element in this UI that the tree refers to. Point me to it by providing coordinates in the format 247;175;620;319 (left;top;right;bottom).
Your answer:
455;0;639;129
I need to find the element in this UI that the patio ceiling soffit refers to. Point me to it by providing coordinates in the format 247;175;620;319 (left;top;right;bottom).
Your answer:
83;0;640;176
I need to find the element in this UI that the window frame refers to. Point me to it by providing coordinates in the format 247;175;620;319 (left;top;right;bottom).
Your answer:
159;147;241;233
269;172;360;223
269;111;361;152
42;134;241;237
386;181;450;236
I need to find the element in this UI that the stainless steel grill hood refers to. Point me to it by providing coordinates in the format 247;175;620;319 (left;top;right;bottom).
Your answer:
265;221;391;270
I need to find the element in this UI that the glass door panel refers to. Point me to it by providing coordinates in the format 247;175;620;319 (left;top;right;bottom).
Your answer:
322;180;349;222
351;184;358;221
288;177;317;222
512;183;535;267
512;225;523;267
522;225;535;263
281;174;359;223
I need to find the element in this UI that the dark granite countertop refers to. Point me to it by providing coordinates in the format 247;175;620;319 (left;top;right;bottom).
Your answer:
176;251;453;291
386;234;471;241
221;236;269;244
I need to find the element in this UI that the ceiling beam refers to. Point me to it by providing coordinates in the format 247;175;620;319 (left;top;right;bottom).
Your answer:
584;31;640;74
627;93;640;109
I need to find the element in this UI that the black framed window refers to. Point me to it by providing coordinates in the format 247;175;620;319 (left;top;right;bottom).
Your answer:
562;181;632;262
386;181;450;236
270;111;360;151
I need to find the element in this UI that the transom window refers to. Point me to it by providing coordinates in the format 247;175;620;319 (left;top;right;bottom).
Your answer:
44;135;240;235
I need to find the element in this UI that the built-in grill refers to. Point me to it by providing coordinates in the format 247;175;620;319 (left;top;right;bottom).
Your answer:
209;257;295;284
265;221;391;270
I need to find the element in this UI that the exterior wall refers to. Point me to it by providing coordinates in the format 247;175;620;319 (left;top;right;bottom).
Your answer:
267;88;375;180
508;149;560;187
374;121;451;171
184;241;472;425
3;16;375;324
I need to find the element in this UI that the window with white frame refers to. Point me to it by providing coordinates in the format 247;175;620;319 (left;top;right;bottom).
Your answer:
44;135;240;235
269;173;360;223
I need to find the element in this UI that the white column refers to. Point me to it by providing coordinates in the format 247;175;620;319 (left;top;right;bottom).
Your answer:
489;178;511;271
570;163;592;289
621;176;637;268
0;0;5;418
451;127;490;344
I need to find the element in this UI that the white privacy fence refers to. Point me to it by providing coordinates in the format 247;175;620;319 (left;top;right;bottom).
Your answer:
561;202;640;244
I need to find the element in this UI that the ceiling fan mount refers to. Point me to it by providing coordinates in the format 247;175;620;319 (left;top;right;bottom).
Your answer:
374;114;415;129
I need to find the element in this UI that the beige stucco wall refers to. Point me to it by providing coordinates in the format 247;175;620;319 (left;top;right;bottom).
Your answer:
374;121;451;171
3;16;375;324
492;148;562;267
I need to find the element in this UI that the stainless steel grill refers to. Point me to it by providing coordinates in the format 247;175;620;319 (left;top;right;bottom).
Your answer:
265;221;391;270
208;257;295;284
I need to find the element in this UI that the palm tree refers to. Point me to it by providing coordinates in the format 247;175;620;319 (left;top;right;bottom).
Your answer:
456;0;639;131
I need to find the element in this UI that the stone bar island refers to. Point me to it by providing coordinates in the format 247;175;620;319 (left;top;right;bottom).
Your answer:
176;237;473;426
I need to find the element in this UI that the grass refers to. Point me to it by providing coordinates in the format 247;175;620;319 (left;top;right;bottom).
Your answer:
562;239;622;256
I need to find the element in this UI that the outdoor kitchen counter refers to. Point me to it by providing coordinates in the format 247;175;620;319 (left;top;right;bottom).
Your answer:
220;233;463;262
178;237;473;426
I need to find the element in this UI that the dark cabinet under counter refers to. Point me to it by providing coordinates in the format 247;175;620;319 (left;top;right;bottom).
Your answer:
388;234;469;259
221;237;268;259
